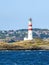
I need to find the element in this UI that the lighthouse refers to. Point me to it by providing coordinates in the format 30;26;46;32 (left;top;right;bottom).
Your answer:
24;18;33;40
28;18;33;40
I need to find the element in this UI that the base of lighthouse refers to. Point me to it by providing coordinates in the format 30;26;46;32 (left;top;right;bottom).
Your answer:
24;37;33;41
24;31;33;40
28;30;33;40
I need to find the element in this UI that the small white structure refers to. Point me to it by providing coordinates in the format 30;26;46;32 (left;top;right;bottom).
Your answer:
24;18;33;40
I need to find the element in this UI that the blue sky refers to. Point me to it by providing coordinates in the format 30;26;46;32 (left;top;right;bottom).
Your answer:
0;0;49;30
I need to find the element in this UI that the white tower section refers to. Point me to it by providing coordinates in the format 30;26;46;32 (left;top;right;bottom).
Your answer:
28;18;33;40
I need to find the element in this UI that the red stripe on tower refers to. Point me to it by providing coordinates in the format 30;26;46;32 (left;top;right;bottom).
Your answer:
28;24;32;26
28;28;32;30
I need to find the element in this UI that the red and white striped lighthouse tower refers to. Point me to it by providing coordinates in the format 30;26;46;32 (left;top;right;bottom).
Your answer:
24;18;33;40
28;18;33;40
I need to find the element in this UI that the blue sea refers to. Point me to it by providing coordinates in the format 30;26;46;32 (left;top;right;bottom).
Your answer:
0;50;49;65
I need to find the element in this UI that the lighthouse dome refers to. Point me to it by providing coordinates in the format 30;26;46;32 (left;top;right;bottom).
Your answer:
29;18;32;21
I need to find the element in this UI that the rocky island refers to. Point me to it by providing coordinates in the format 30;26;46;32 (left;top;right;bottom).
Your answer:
0;38;49;50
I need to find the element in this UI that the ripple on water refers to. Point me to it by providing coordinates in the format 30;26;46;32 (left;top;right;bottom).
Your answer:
0;50;49;65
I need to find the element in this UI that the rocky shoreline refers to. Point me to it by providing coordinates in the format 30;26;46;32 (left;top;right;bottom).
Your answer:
0;39;49;50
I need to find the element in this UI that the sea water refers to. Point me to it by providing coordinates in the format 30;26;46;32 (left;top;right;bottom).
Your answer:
0;50;49;65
